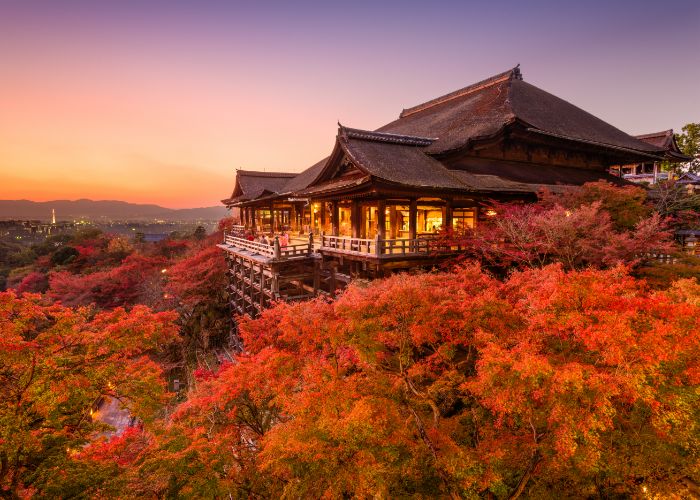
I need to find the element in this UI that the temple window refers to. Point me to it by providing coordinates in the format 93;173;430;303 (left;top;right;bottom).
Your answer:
452;209;476;230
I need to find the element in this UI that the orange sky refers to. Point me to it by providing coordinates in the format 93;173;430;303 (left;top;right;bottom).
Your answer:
1;1;698;208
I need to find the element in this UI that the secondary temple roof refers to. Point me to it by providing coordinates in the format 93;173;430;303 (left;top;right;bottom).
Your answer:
222;170;296;205
634;130;693;162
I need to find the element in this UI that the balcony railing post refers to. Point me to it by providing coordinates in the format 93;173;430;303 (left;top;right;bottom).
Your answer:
273;236;281;259
308;231;314;254
375;233;382;256
223;230;227;244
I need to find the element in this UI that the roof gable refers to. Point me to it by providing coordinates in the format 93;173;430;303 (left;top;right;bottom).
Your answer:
678;172;700;184
635;130;693;161
223;170;296;205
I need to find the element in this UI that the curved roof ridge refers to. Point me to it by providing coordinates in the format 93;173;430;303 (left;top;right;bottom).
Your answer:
236;169;296;178
340;125;436;146
635;129;673;140
399;65;522;118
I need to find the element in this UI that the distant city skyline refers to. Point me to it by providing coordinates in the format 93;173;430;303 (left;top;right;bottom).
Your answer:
1;0;699;208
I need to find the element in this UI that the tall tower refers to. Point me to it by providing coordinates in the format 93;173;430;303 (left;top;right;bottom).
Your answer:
51;208;56;224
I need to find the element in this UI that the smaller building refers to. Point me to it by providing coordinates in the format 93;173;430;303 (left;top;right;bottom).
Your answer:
677;172;700;193
611;130;691;184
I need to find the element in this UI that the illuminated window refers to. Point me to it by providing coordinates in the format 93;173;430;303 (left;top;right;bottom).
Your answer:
452;209;476;230
417;205;443;233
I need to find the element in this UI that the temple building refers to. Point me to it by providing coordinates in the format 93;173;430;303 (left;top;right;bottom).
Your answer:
219;66;683;316
610;129;692;184
677;172;700;193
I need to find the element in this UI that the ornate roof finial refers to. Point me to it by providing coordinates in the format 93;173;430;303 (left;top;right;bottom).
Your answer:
512;64;523;80
337;121;348;139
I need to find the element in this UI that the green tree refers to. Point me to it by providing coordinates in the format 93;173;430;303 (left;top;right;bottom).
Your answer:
675;122;700;174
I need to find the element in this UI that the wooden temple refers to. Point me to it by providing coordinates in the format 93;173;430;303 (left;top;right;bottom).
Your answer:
220;66;676;316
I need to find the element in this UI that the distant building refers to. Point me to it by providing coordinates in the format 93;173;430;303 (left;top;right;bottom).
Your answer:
610;129;692;184
141;233;169;243
677;172;700;193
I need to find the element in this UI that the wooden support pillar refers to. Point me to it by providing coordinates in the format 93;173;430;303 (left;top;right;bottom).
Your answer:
271;265;279;298
389;204;397;239
290;204;297;232
329;262;337;297
269;203;275;232
331;202;339;236
320;202;327;233
259;265;265;310
313;259;320;294
444;199;453;232
351;200;361;238
409;199;417;240
377;200;386;240
249;262;255;315
309;203;315;234
250;207;256;232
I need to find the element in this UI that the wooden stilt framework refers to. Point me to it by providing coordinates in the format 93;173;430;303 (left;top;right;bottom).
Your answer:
219;233;343;318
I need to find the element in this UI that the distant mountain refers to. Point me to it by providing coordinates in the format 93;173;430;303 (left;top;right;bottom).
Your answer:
0;199;229;222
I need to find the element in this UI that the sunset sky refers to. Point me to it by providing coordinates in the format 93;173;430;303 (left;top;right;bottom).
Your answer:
1;0;698;208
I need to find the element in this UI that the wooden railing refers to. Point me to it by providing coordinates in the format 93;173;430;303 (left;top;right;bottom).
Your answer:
223;233;314;259
224;234;275;256
321;235;377;255
320;234;465;257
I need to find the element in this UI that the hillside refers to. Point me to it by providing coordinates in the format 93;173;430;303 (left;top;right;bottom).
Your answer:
0;199;229;221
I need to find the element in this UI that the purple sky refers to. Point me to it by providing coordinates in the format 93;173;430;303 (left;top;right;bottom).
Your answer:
1;0;698;207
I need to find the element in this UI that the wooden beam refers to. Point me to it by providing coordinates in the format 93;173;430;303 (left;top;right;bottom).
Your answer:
331;202;339;236
409;199;417;240
290;204;297;232
351;200;361;238
377;200;386;240
444;199;453;231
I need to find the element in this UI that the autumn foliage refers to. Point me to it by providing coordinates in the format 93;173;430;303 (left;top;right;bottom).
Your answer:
48;254;167;308
0;292;178;496
3;183;699;497
463;200;674;271
75;264;700;498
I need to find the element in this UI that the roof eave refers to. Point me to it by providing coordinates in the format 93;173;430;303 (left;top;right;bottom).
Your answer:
525;128;665;161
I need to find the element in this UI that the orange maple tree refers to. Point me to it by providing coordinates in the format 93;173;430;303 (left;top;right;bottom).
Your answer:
77;264;699;498
0;291;178;497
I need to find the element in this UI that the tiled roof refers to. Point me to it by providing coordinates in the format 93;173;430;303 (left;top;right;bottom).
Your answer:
635;130;693;161
378;66;662;155
278;158;328;195
677;173;700;184
222;170;296;205
339;127;465;190
223;66;669;203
